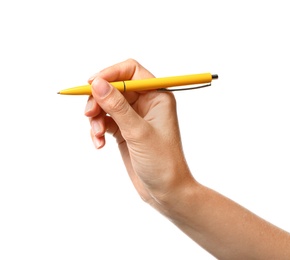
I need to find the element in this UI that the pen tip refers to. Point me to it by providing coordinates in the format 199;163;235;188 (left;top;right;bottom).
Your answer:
212;74;218;80
57;92;60;94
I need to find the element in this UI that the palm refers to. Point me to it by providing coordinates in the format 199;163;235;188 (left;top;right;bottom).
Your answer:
116;90;177;203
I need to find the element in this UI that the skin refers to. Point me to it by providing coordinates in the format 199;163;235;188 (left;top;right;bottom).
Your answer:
84;59;290;259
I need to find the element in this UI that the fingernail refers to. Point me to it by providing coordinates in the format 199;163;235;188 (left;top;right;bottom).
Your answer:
88;72;99;83
92;120;101;135
94;136;104;149
92;78;112;98
85;98;93;113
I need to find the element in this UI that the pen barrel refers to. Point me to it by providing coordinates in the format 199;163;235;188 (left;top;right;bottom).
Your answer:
112;73;213;92
57;73;216;95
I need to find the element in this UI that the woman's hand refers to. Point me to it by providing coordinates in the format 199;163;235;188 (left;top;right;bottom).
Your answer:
84;59;194;211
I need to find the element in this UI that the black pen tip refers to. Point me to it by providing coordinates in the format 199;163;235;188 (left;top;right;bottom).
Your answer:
212;74;218;80
57;92;60;94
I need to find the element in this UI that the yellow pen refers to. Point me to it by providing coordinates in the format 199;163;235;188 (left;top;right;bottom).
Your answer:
57;73;218;95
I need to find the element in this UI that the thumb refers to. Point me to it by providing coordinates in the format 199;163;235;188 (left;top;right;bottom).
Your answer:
91;78;144;137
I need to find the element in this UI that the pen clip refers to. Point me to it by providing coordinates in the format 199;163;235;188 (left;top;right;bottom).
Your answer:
157;83;211;92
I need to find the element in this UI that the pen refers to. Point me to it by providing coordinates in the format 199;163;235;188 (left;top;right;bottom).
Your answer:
57;73;218;95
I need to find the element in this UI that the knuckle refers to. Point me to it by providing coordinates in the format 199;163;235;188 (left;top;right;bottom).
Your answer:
125;58;142;72
126;58;139;66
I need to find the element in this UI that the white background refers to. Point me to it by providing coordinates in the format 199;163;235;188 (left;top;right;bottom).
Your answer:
1;0;289;259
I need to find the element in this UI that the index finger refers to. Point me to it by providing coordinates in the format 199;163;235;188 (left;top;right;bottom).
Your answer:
88;59;155;84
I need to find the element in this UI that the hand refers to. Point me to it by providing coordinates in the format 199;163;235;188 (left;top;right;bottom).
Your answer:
84;59;194;211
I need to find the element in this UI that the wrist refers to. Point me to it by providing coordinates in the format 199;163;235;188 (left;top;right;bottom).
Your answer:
151;163;200;222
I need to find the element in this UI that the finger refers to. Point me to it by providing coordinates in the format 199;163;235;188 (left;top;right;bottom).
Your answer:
90;112;106;138
84;95;102;117
104;116;124;145
90;128;105;149
91;77;148;140
88;59;155;84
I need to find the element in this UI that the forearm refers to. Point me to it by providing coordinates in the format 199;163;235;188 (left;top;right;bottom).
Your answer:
161;178;290;259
